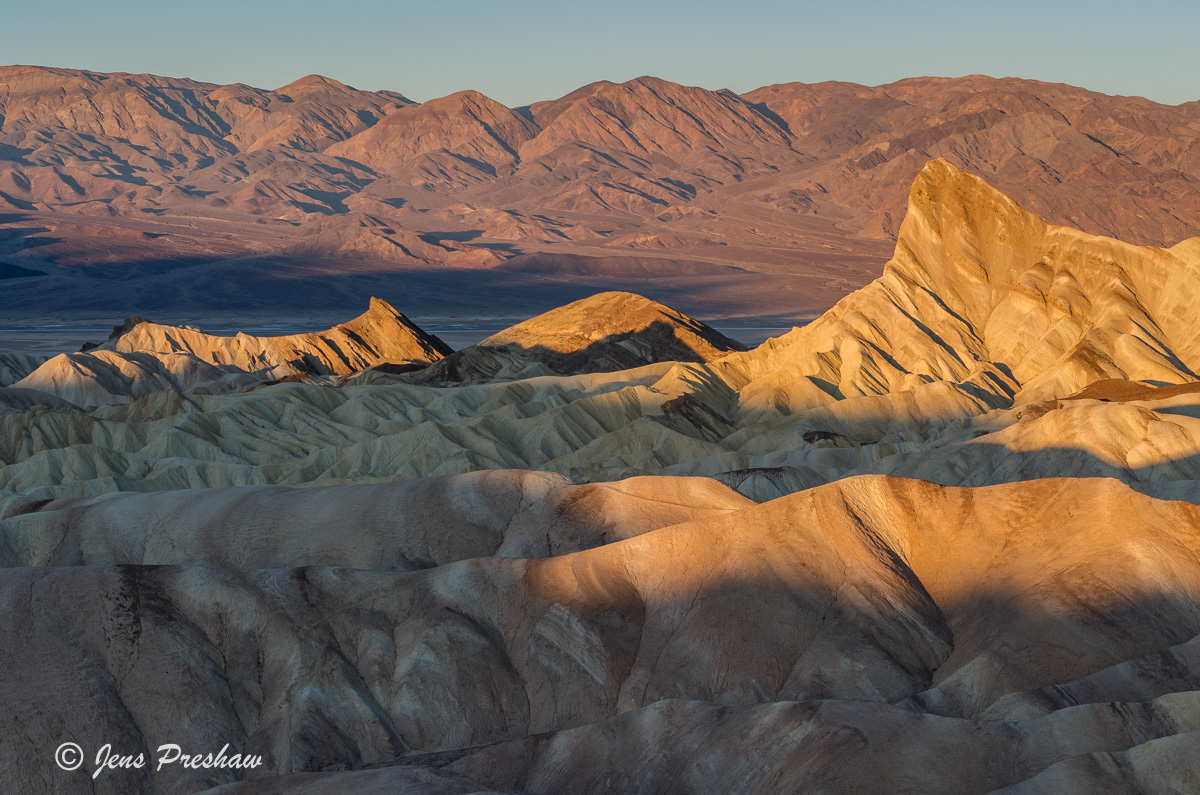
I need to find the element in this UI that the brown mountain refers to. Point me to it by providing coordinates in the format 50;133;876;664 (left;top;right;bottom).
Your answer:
0;67;1198;324
0;65;407;170
327;90;539;186
745;75;1200;243
521;76;802;182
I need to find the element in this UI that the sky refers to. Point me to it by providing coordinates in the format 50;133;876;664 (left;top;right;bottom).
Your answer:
7;0;1199;106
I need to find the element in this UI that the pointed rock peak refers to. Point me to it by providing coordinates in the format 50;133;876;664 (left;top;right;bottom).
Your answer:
893;159;1046;274
364;296;402;319
873;159;1059;327
905;158;1033;230
342;298;453;357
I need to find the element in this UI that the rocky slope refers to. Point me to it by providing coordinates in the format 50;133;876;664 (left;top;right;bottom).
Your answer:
5;476;1200;793
746;75;1200;244
0;352;45;386
4;161;1196;497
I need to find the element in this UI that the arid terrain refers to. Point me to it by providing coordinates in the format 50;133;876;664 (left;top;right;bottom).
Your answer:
2;158;1200;793
1;66;1199;335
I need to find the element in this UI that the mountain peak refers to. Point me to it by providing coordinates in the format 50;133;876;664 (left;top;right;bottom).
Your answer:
325;88;536;179
808;159;1200;402
277;74;353;95
14;299;452;407
624;75;677;90
364;296;402;318
902;158;1038;241
430;89;512;112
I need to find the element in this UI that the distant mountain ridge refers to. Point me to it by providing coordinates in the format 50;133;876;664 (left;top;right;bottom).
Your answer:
1;66;1199;320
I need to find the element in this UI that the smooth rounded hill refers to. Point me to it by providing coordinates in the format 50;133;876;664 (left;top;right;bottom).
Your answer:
478;290;747;371
410;291;747;384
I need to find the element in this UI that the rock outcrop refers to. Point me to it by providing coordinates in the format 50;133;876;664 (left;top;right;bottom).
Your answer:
13;298;449;407
3;164;1200;498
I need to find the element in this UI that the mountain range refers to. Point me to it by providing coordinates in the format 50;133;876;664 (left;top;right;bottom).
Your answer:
1;66;1198;321
4;61;1200;792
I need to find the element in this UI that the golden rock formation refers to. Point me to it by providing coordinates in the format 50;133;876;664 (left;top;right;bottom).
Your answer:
12;298;448;408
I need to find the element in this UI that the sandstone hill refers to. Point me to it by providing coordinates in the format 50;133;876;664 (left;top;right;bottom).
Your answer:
2;163;1200;791
12;297;448;407
411;291;747;383
476;291;746;367
5;475;1200;793
2;67;1198;321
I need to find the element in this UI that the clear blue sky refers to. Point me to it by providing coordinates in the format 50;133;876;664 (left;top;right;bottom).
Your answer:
9;0;1199;106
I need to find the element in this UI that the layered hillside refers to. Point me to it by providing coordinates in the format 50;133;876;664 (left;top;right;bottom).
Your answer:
12;297;448;407
2;67;1198;320
724;157;1200;404
4;163;1200;792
